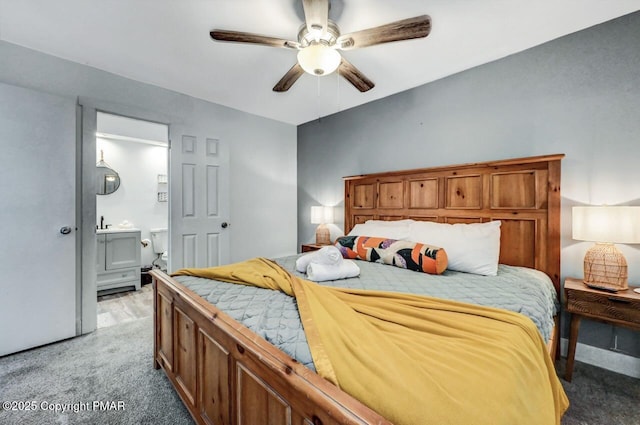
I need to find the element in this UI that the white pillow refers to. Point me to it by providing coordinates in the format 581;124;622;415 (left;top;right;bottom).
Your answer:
408;220;501;276
347;220;414;240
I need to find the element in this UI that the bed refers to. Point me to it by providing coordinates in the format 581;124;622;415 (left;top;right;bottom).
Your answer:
151;154;565;425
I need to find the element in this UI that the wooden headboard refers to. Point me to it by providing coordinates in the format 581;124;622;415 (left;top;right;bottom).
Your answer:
344;154;564;293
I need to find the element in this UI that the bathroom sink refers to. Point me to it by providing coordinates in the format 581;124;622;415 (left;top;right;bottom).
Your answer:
96;228;140;234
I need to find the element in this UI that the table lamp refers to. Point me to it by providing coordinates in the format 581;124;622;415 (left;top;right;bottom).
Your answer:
310;206;333;245
572;206;640;291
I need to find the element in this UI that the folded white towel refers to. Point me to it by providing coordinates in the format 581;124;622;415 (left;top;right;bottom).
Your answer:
313;246;343;266
295;246;343;272
306;260;360;282
296;252;316;272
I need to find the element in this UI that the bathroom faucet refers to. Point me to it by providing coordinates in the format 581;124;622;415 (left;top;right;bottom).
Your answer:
96;216;112;230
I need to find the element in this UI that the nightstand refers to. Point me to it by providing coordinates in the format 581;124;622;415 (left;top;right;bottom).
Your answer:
563;277;640;382
301;244;327;253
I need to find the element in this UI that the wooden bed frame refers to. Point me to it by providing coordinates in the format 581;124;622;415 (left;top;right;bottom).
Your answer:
152;154;564;425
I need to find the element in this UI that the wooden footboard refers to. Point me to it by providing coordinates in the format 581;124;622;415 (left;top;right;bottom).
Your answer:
151;269;390;425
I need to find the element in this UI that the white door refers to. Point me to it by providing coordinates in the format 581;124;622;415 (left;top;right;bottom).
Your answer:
169;129;230;270
0;83;77;356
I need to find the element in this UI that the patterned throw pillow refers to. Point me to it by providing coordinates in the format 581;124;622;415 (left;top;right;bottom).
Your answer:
335;235;447;275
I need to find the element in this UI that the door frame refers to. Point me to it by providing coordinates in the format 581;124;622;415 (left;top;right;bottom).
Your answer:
79;98;173;334
75;102;83;335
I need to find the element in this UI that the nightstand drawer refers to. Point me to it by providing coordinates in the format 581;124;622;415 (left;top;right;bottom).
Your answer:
567;291;640;325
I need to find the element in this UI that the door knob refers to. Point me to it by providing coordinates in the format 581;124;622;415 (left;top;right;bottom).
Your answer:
60;226;73;235
221;222;230;229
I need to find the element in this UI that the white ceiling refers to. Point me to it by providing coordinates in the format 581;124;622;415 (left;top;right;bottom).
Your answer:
1;0;639;125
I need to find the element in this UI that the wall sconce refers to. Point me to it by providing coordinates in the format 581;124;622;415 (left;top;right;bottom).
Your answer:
310;206;334;245
572;206;640;291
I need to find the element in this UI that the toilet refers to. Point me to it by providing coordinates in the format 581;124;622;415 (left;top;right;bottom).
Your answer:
150;228;168;269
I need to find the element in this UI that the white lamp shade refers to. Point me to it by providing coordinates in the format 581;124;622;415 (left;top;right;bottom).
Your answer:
310;206;333;224
572;206;640;244
297;44;341;76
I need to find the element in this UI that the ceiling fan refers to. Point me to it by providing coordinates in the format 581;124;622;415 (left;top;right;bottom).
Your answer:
210;0;431;93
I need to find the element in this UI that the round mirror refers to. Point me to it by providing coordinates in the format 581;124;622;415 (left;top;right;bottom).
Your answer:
96;165;120;195
96;150;120;195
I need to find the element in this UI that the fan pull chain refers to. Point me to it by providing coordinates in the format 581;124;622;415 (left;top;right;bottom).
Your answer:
336;71;340;113
317;75;321;122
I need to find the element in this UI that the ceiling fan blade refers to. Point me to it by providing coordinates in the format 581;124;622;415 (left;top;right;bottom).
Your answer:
302;0;329;34
338;58;374;92
336;15;431;50
273;63;305;92
210;30;299;49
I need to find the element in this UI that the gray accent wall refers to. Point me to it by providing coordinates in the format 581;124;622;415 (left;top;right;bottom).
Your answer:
298;12;640;360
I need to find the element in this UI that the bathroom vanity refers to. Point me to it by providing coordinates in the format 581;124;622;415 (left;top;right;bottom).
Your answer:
96;229;141;292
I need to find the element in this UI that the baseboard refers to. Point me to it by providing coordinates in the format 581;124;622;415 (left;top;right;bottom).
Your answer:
560;338;640;379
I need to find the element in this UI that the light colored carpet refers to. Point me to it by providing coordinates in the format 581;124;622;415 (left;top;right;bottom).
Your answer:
0;316;192;425
1;314;638;424
557;359;640;425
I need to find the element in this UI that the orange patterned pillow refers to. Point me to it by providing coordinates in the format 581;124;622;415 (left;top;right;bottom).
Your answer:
335;235;447;275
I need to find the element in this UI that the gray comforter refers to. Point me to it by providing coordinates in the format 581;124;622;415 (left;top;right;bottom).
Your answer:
173;255;558;372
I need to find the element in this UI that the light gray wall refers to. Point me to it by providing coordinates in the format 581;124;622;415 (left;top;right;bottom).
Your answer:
0;40;297;333
95;137;168;267
298;12;640;360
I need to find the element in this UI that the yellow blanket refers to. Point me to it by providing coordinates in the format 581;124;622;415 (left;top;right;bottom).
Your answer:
174;258;569;425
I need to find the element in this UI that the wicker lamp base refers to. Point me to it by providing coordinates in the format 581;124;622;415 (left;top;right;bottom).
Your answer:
315;224;331;245
583;243;628;292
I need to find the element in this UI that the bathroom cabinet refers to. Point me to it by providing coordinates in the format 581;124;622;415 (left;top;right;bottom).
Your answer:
97;230;141;292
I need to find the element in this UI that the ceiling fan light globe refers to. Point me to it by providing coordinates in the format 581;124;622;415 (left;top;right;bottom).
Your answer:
297;44;341;76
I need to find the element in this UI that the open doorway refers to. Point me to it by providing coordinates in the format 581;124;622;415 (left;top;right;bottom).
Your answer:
95;111;169;328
